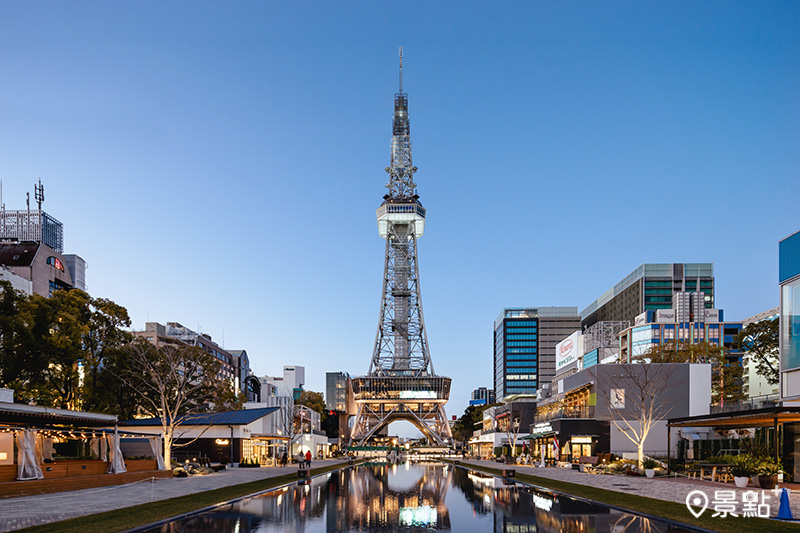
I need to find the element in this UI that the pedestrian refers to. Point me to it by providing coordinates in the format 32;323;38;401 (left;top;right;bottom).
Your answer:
305;450;312;468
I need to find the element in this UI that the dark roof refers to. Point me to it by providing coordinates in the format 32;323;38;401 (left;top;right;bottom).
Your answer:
121;406;280;427
0;401;118;427
0;242;41;267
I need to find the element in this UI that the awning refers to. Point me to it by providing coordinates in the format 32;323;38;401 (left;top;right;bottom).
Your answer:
668;406;800;429
0;401;117;427
681;432;702;441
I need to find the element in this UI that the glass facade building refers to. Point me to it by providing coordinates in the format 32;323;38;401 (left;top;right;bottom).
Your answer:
619;319;742;362
494;307;580;400
325;372;349;412
780;231;800;398
580;263;715;329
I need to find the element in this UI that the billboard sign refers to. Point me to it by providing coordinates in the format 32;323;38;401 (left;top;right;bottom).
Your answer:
556;331;580;372
703;309;720;322
655;309;676;323
634;312;647;326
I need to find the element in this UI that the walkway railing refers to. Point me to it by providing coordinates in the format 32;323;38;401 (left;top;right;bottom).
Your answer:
709;394;779;414
535;406;594;422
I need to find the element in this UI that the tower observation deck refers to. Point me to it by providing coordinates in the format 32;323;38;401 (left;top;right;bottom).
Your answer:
350;48;452;446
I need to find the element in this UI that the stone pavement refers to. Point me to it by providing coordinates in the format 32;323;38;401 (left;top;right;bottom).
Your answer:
460;459;800;520
0;460;347;533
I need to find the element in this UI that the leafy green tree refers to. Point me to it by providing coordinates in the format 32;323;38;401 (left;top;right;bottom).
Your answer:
734;318;779;386
0;281;35;393
80;297;134;414
296;390;325;413
20;289;91;409
452;402;499;449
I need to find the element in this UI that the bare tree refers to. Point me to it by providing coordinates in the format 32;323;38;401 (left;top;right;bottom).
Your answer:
505;415;522;458
116;339;236;466
275;396;298;457
605;360;679;468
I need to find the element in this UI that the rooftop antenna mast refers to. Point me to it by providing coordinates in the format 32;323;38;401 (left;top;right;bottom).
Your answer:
398;46;404;94
34;179;44;212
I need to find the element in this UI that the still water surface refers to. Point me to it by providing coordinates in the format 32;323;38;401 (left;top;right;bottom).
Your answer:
143;461;696;532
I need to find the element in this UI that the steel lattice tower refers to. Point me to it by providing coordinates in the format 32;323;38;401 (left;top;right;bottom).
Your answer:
350;49;452;446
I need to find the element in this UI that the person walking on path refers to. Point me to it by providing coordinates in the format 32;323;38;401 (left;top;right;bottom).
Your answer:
305;450;312;468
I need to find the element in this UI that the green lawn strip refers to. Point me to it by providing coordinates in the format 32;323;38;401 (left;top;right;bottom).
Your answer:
453;461;800;533
19;461;360;533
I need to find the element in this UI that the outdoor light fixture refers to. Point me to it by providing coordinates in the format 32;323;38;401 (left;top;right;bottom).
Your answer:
0;453;6;461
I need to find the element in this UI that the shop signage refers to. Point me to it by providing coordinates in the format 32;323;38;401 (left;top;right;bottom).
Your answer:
555;331;580;372
655;309;676;323
531;422;553;436
571;436;592;444
215;439;229;445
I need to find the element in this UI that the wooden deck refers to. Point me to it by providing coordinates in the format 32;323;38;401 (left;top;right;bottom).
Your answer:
0;460;172;498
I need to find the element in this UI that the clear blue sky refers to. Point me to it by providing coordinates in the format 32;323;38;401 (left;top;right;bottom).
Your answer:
1;2;798;435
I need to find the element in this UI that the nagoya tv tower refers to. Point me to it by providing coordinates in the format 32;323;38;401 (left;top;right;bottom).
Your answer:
350;48;452;446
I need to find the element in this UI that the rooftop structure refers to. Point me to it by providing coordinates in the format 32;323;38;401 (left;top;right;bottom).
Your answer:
0;181;64;253
580;263;714;329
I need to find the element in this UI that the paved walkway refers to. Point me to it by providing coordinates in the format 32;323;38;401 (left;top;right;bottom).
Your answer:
461;459;800;520
0;460;347;532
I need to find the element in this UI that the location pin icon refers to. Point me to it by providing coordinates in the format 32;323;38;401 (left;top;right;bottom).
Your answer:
686;490;709;518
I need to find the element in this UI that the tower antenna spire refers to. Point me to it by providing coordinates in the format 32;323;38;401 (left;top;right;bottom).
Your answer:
398;46;403;94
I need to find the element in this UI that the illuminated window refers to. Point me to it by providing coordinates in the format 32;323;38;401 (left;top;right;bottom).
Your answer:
46;256;64;271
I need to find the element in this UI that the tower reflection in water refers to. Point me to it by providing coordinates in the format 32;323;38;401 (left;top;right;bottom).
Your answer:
148;461;684;532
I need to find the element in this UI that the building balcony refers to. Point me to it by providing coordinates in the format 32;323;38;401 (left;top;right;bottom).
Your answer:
534;405;595;423
709;394;779;414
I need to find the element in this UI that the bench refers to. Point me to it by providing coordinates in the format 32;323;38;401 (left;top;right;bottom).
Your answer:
577;456;599;473
684;468;701;479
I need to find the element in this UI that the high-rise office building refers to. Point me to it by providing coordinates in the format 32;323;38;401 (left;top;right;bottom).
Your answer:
494;307;581;401
469;387;495;406
580;263;715;329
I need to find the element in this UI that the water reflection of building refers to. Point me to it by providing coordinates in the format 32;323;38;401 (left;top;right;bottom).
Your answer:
449;466;672;533
155;462;674;532
327;462;452;530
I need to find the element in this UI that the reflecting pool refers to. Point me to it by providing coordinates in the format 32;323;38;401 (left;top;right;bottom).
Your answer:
141;461;697;532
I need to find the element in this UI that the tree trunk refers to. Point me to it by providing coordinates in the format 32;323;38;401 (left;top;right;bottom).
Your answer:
637;444;644;469
164;429;172;469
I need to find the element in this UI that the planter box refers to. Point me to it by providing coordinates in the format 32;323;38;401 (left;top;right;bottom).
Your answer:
125;459;158;472
734;476;749;488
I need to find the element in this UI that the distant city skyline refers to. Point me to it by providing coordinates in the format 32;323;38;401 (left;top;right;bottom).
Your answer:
1;2;798;436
